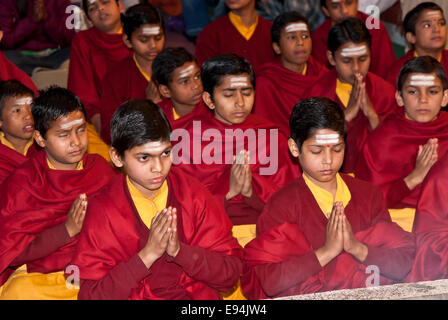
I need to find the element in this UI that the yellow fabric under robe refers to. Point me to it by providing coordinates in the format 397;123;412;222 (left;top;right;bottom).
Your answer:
86;122;111;162
388;208;416;232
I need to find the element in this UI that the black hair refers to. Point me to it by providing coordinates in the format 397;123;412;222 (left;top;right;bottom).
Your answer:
271;11;309;45
327;17;372;55
0;80;34;120
82;0;119;18
397;55;447;91
201;54;255;97
111;99;171;157
320;0;326;8
403;2;444;36
289;97;346;152
32;86;86;139
152;47;196;86
122;3;164;40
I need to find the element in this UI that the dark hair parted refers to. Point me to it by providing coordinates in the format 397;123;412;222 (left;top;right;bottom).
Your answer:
110;99;171;157
403;2;444;36
32;86;86;139
122;3;164;39
152;47;196;86
397;55;447;91
271;11;309;45
289;97;346;152
0;80;34;119
327;17;372;55
201;54;255;96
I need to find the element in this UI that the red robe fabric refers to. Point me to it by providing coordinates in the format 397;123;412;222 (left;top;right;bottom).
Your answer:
157;98;208;130
0;51;38;94
67;27;132;120
311;11;396;78
99;54;149;144
354;109;448;208
407;153;448;282
0;151;116;286
71;168;244;300
194;14;275;72
385;49;448;87
306;68;397;173
253;56;328;136
172;110;301;225
241;175;416;299
0;142;40;186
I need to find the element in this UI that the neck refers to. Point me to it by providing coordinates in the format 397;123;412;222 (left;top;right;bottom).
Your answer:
232;5;257;27
172;100;195;117
3;133;29;155
281;57;306;74
103;21;122;35
305;173;338;197
135;54;152;77
47;153;80;171
415;46;443;60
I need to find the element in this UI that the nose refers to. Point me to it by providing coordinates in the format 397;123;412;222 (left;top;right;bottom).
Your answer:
420;91;429;103
24;106;32;120
235;90;245;109
322;147;333;166
352;59;360;74
148;37;156;50
151;157;162;173
71;132;81;147
341;4;349;17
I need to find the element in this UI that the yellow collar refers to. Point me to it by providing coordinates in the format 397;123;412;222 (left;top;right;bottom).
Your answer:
414;50;442;62
301;63;307;76
133;54;151;82
173;107;181;120
335;79;353;108
0;131;33;156
228;11;258;41
47;157;83;170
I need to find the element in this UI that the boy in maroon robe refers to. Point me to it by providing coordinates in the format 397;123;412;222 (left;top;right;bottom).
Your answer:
195;0;275;72
0;86;116;299
71;99;244;300
152;47;206;130
307;18;396;173
354;56;448;232
0;80;39;185
385;2;448;86
312;0;395;78
241;97;415;300
99;3;165;144
253;11;327;135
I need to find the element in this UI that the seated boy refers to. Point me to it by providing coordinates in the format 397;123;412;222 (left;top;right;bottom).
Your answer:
241;97;415;299
173;54;299;248
195;0;275;72
152;47;206;129
71;99;244;300
0;80;39;185
385;2;448;86
100;3;165;144
68;0;131;160
0;86;116;299
253;11;328;135
312;0;395;78
307;18;396;173
407;152;448;282
355;56;448;232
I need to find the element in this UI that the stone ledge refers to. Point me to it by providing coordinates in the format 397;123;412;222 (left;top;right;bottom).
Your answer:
275;279;448;300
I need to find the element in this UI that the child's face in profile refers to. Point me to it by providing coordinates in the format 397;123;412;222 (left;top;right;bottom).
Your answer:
112;140;173;199
408;9;447;52
329;41;371;85
163;61;203;107
35;110;88;170
274;21;312;71
86;0;123;33
396;72;448;123
289;128;345;189
205;73;254;125
322;0;358;24
127;24;165;63
0;95;34;142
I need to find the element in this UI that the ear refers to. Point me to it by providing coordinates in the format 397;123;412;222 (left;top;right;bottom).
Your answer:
118;0;125;13
327;50;336;67
0;30;3;43
321;5;330;18
395;90;405;107
441;89;448;107
202;91;215;110
122;34;133;49
288;138;300;158
405;32;416;46
33;130;46;148
158;84;172;99
109;147;124;168
272;42;281;56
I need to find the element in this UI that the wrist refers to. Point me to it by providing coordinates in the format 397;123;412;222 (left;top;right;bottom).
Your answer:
226;190;238;200
404;173;421;191
241;188;253;198
138;249;158;269
347;241;368;262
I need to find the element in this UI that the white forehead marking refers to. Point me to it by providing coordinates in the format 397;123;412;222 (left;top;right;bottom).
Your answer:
14;97;32;106
426;11;443;18
410;75;436;86
315;134;340;145
179;65;194;78
60;118;84;130
340;45;367;57
332;0;341;3
285;23;308;33
230;76;249;87
89;0;96;4
142;27;161;35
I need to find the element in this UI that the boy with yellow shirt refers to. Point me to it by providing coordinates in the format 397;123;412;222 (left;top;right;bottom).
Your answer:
241;97;415;299
71;99;244;300
0;80;38;185
0;86;116;299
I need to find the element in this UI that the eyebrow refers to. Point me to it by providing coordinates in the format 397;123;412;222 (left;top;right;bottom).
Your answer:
135;148;171;156
309;142;344;147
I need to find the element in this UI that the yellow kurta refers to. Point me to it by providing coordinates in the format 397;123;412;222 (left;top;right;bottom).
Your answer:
86;122;111;162
0;131;33;155
228;12;258;41
335;79;352;108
